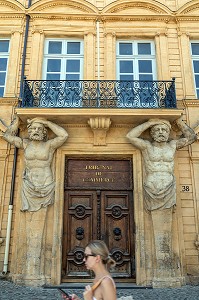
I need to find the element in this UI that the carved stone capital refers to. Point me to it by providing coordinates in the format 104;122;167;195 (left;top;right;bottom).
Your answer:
88;117;111;146
84;31;96;36
104;31;116;37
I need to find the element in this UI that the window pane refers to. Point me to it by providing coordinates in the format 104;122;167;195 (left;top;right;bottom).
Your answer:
195;75;199;88
46;74;60;80
67;42;80;54
48;41;62;54
0;73;6;85
192;43;199;55
197;89;199;98
0;58;7;71
120;75;134;81
193;60;199;73
66;60;80;72
119;43;133;55
66;74;80;80
0;40;9;52
0;87;4;97
139;74;153;81
138;43;151;55
47;59;61;72
139;60;152;73
120;61;133;73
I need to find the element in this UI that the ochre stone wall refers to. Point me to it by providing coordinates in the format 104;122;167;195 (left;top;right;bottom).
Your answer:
0;0;198;286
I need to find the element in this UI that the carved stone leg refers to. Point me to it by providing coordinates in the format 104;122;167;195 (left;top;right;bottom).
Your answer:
24;207;47;286
151;208;182;288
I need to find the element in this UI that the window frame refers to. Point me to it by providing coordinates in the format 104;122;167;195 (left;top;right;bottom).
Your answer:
116;40;157;81
191;41;199;99
42;38;84;80
0;38;10;97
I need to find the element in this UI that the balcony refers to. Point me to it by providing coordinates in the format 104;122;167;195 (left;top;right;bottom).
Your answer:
21;79;177;109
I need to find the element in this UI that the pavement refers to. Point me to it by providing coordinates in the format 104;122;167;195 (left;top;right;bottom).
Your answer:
0;279;199;300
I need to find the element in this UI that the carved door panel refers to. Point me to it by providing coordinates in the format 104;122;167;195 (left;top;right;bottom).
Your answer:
101;191;135;278
62;190;97;278
62;190;135;279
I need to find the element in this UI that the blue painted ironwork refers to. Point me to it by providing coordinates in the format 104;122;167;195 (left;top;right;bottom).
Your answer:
21;79;176;108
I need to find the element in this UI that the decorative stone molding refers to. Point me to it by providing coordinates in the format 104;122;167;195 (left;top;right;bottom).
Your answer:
107;3;164;14
0;98;18;106
84;30;96;36
88;117;111;146
31;29;44;34
35;2;91;13
11;30;23;35
155;30;168;36
104;31;116;37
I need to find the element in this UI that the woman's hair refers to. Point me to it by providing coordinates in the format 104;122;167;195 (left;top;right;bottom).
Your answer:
86;240;116;268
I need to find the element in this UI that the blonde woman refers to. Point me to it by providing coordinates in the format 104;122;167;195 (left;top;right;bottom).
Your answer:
64;240;117;300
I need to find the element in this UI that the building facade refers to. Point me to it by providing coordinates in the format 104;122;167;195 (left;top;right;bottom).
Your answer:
0;0;199;288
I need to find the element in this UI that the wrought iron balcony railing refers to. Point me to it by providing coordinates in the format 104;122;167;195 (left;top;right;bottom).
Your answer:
21;79;176;109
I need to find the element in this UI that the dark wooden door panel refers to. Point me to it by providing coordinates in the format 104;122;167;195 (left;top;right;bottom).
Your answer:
62;191;97;278
101;191;134;278
62;158;135;280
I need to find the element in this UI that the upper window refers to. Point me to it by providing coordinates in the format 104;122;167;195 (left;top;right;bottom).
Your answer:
0;39;10;97
116;41;156;81
43;39;83;80
191;42;199;98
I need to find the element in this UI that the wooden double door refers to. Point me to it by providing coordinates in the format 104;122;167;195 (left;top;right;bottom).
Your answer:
62;159;135;281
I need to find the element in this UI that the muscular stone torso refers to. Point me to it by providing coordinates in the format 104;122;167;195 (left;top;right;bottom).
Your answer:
23;140;54;186
142;141;176;192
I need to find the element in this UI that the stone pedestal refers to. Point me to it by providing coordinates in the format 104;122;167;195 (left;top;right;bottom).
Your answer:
151;208;182;288
23;208;48;286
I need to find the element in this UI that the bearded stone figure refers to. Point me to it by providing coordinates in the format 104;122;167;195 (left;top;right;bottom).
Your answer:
3;117;68;211
1;116;68;285
126;116;197;287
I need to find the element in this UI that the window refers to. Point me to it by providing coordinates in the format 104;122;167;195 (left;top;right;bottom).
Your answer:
116;41;156;81
43;39;83;80
0;39;10;97
41;39;84;107
191;42;199;98
116;40;157;108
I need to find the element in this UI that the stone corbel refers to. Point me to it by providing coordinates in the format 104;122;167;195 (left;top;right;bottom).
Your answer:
88;117;111;146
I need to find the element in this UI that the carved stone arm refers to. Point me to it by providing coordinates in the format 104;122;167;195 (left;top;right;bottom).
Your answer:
126;119;163;150
174;116;197;149
45;120;68;149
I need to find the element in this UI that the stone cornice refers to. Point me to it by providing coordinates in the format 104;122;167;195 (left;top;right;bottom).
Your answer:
101;15;172;23
0;13;25;19
182;100;199;108
1;12;199;23
30;13;98;21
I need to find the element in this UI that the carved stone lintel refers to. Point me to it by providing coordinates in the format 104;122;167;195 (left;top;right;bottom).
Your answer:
88;117;111;146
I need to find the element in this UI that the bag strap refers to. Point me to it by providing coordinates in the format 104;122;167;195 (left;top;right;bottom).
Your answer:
91;277;105;292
